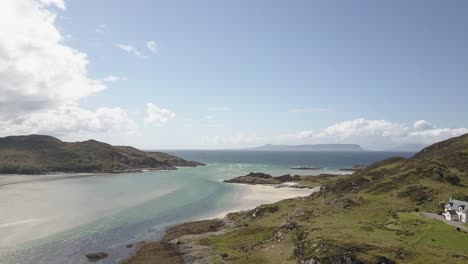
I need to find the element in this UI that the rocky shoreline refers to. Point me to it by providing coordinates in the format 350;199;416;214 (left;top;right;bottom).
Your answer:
122;219;228;264
224;172;301;185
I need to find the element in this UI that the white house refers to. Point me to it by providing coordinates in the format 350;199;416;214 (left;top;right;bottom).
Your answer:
444;198;468;223
457;205;467;223
444;210;459;221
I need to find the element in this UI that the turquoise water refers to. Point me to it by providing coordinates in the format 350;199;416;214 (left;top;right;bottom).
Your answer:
0;151;413;264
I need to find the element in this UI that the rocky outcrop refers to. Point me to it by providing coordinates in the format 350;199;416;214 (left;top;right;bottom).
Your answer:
224;172;299;185
249;204;279;218
123;219;227;264
85;252;108;262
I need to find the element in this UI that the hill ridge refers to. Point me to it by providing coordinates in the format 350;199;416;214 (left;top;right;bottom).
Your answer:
0;135;204;174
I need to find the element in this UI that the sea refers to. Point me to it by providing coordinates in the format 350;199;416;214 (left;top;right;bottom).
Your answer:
0;150;414;264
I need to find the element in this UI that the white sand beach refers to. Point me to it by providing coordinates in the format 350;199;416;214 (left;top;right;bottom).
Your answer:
208;183;319;219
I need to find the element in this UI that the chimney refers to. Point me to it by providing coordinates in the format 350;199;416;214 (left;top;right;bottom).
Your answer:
450;197;453;201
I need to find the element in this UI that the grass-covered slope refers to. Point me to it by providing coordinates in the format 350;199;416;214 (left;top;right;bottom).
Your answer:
0;135;204;174
202;134;468;263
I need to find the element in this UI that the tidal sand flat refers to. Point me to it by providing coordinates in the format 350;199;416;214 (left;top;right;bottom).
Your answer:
209;183;318;219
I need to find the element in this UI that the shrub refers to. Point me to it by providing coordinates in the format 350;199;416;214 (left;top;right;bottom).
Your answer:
451;192;468;201
398;185;433;203
444;175;461;185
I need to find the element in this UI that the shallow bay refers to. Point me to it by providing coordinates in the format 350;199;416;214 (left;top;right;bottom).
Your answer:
0;151;413;264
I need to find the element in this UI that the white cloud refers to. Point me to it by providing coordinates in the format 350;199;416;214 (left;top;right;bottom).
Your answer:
208;107;231;112
0;0;135;139
116;44;145;58
295;130;315;139
280;118;468;150
144;103;175;126
38;0;65;9
321;118;406;139
102;75;122;82
401;128;468;146
413;120;433;130
146;41;158;54
0;0;105;118
1;104;136;136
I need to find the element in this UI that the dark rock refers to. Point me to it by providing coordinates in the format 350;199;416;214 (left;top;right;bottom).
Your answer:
301;257;320;264
245;172;272;179
375;256;396;264
126;243;133;248
85;252;108;262
324;197;358;209
224;172;298;185
250;204;279;218
275;174;295;182
329;253;362;264
293;207;306;217
279;219;298;230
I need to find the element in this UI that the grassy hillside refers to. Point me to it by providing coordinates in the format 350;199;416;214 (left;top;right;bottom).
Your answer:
201;134;468;263
0;135;204;174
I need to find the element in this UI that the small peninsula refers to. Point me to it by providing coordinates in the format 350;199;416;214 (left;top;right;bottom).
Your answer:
224;172;299;185
0;135;204;174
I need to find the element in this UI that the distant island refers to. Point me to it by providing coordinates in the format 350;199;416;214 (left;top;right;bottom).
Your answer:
0;135;204;174
291;166;324;170
246;143;367;151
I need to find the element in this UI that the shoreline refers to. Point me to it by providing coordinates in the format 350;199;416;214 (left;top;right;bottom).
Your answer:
0;173;108;187
208;183;318;219
0;167;196;187
123;182;319;264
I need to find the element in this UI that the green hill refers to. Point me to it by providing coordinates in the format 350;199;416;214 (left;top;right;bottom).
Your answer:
194;134;468;263
0;135;204;174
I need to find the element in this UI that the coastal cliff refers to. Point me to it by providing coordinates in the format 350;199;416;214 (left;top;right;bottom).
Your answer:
0;135;204;174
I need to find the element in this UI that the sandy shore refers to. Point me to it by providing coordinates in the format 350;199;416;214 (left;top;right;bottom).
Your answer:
0;168;172;187
0;173;106;187
207;183;318;219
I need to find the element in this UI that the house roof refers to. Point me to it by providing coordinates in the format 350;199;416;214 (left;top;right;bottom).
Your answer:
445;199;468;210
446;210;458;216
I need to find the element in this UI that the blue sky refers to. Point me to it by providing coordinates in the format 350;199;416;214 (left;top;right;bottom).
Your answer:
1;0;468;149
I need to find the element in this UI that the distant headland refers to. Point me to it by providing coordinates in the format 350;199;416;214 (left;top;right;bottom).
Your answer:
245;143;367;152
0;135;204;175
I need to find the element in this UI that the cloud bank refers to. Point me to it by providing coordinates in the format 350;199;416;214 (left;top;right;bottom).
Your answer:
144;103;176;126
281;118;468;150
200;119;468;149
0;0;134;138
